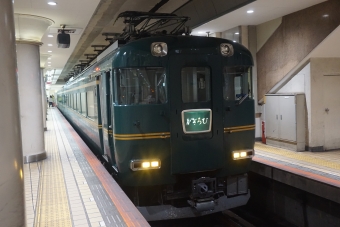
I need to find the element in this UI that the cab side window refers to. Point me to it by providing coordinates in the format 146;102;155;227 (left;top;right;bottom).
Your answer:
223;66;252;101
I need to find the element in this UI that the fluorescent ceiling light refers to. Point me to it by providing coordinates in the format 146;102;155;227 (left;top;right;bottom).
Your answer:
47;35;53;37
48;2;57;6
48;51;52;53
247;10;254;14
235;32;239;35
48;44;53;46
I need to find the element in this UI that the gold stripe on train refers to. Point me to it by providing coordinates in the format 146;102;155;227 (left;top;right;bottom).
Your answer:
103;128;113;135
114;132;171;140
224;125;255;133
66;108;99;128
114;135;171;140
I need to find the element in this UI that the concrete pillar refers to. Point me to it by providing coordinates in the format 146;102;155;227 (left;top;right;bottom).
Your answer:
240;25;249;48
40;54;50;119
16;43;47;163
248;26;261;139
41;68;47;131
14;14;53;163
0;0;25;226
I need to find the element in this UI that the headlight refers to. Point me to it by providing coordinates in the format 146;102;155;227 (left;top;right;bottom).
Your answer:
151;42;167;57
220;43;234;57
232;150;254;160
130;159;161;171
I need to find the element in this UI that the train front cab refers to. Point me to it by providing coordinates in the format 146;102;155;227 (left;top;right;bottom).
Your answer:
109;37;255;220
165;44;254;216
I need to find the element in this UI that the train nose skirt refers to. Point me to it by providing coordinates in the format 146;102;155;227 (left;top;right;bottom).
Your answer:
138;192;250;221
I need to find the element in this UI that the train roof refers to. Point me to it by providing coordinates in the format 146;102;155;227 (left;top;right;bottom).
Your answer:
113;35;253;67
61;35;253;89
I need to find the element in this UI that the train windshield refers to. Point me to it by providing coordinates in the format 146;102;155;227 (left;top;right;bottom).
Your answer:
223;66;252;101
116;67;167;105
181;67;211;103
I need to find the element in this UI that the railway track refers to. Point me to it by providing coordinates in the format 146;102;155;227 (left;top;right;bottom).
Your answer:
149;210;255;227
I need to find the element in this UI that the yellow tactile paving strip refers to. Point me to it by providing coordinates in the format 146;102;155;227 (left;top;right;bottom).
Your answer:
34;115;72;227
24;162;41;226
23;108;109;227
53;110;105;227
255;142;340;172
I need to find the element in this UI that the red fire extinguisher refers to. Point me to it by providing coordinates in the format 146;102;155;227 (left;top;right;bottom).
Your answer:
262;121;266;144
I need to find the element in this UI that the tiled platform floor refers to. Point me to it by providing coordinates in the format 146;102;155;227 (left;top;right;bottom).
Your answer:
254;142;340;181
24;108;149;227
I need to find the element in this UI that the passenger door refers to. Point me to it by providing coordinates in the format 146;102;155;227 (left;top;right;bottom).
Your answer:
169;55;224;174
100;71;115;163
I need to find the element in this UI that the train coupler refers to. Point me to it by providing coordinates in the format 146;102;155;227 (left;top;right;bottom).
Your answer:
188;177;217;212
187;198;215;212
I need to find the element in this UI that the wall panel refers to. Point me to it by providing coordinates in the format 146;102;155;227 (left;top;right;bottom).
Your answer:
257;0;340;100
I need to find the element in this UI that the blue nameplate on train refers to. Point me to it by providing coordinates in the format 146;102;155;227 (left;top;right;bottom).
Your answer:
181;109;212;134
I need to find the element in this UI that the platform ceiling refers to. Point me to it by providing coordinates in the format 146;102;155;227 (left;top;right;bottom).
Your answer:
13;0;329;90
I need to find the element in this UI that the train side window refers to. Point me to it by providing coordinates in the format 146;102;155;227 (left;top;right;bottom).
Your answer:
73;93;77;110
116;67;167;105
181;67;211;103
76;93;81;112
156;72;167;104
81;92;86;116
87;90;97;120
63;94;67;106
59;95;63;105
71;94;73;109
223;66;252;101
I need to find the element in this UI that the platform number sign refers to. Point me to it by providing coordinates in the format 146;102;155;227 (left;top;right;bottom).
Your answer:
181;109;212;134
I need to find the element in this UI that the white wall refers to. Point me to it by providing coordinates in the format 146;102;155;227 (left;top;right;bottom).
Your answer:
277;63;311;147
275;59;340;150
310;58;340;150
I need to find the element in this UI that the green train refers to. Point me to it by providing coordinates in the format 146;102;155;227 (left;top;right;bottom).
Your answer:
57;12;254;221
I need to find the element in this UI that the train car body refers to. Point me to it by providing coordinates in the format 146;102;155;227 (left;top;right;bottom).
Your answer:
57;35;254;220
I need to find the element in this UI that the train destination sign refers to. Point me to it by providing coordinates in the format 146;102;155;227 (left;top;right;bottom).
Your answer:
181;109;212;134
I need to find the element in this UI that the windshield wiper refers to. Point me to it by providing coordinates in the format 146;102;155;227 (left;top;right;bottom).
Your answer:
237;93;249;105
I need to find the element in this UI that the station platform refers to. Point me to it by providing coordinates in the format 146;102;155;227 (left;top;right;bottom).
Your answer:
252;142;340;204
24;108;150;227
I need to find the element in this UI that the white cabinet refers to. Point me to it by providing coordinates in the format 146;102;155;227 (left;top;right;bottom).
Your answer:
265;94;305;151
